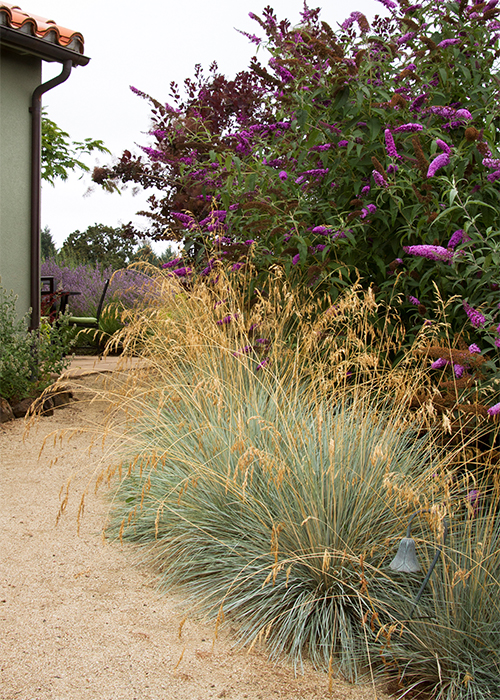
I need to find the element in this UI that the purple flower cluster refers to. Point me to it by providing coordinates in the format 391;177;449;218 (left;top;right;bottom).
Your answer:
436;138;451;154
372;170;388;188
437;38;461;48
393;123;424;133
384;129;400;159
447;229;465;249
403;245;454;262
427;153;450;178
463;301;486;328
431;357;448;369
408;295;420;306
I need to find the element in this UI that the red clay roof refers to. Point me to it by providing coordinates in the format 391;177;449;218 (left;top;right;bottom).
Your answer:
0;3;84;54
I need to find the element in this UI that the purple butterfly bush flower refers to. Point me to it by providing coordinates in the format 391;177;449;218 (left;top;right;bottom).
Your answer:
384;129;400;159
403;245;454;262
377;0;397;8
233;345;252;356
361;185;371;195
409;295;420;305
231;262;244;271
393;123;424;133
487;170;500;182
397;32;416;45
427;153;450;177
172;267;192;277
372;170;388;188
436;138;451;154
438;38;461;48
292;254;300;265
162;257;182;269
360;204;377;219
487;402;500;416
431;357;448;369
256;358;269;371
468;343;481;353
482;158;500;169
454;364;465;378
309;143;333;152
463;301;486;328
410;94;428;112
447;229;465;249
312;225;331;234
338;140;349;147
279;171;288;180
387;164;399;174
216;314;238;325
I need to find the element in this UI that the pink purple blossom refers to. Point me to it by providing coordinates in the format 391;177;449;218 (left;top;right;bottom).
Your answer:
338;140;349;147
393;123;424;133
403;245;454;262
397;32;416;45
427;153;450;178
487;170;500;182
409;295;420;305
431;357;448;369
292;254;300;265
437;38;461;48
487;402;500;417
463;301;486;328
384;129;400;159
454;364;464;378
447;229;465;249
279;171;288;180
468;343;481;354
372;170;388;188
436;138;451;154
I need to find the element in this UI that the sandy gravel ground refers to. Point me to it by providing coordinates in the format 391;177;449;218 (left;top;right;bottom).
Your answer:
0;374;389;700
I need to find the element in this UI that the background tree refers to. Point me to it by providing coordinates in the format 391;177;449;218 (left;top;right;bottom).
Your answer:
59;223;138;269
42;109;110;186
40;226;56;261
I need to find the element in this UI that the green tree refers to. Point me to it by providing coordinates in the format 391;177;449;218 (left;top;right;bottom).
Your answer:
60;223;138;269
41;110;110;186
40;226;56;260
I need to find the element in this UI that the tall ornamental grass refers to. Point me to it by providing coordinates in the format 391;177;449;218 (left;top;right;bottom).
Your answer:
78;268;500;698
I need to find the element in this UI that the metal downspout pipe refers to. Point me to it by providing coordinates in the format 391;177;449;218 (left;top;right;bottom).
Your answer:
29;59;72;330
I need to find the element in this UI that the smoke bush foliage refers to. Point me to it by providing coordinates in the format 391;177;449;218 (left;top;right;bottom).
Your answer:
40;259;154;317
96;0;500;403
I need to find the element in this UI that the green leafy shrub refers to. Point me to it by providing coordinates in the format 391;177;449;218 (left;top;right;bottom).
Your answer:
96;0;500;409
0;284;73;402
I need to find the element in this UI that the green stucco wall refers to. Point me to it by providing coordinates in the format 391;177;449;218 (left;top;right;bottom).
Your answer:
0;47;41;317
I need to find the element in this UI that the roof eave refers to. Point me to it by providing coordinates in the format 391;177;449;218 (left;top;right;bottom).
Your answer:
0;25;89;65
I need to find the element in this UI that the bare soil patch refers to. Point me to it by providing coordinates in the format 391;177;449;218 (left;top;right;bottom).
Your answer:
0;374;390;700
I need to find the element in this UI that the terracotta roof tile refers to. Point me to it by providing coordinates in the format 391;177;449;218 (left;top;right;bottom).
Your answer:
0;3;85;54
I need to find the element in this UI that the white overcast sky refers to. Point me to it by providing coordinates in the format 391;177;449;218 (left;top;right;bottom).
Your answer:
35;0;383;250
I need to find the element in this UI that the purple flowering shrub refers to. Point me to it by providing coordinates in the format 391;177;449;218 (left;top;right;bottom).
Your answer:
94;0;500;406
41;259;154;317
